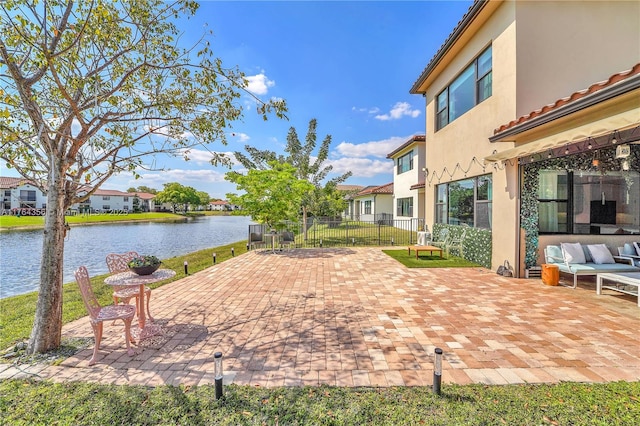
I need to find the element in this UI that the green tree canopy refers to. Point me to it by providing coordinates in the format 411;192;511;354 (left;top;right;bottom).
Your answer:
225;161;314;229
234;119;352;231
155;182;199;213
127;186;158;194
0;0;286;354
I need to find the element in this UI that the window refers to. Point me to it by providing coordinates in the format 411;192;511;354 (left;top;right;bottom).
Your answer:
123;196;129;202
102;205;110;210
20;190;36;201
364;200;372;215
397;197;413;217
436;45;492;130
397;150;413;174
537;170;568;233
537;169;640;234
102;196;110;200
435;174;493;229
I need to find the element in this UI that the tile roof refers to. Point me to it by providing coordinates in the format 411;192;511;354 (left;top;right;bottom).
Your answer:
0;177;28;188
210;200;229;205
356;182;394;196
410;181;426;190
92;188;132;197
336;184;365;192
494;63;640;135
386;135;425;159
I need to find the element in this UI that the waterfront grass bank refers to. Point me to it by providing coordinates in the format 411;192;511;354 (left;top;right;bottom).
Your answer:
0;240;248;352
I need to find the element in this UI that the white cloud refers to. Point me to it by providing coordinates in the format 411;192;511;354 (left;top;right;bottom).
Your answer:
335;136;409;158
131;169;228;187
230;132;250;143
327;157;393;178
246;72;275;95
375;102;421;121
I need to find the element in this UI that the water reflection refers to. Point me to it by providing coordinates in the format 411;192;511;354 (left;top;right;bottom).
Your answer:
0;215;252;299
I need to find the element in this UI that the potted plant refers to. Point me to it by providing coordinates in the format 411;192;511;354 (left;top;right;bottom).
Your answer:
127;255;162;276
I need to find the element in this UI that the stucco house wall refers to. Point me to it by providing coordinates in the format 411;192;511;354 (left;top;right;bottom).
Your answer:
412;0;639;274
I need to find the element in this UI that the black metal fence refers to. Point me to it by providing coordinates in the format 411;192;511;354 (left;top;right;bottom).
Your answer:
248;217;425;248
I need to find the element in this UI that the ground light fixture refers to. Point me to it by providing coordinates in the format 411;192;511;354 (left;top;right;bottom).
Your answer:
214;352;223;400
433;347;443;395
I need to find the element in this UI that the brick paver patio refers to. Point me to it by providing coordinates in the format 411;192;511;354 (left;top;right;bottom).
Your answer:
2;247;639;387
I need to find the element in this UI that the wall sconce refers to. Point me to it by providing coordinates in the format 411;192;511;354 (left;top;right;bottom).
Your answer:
422;167;429;177
547;150;553;159
564;145;570;155
587;138;593;150
611;130;618;144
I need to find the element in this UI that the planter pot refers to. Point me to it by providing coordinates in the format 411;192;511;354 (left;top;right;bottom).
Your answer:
129;264;160;276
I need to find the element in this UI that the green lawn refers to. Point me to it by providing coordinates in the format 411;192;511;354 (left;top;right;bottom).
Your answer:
0;379;638;425
382;249;480;268
0;212;184;229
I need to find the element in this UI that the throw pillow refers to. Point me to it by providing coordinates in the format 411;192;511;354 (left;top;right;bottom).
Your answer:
587;244;615;264
561;242;586;264
545;245;563;263
582;245;593;263
622;243;636;256
634;242;640;256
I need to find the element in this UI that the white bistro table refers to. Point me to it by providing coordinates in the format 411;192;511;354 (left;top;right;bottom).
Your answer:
105;268;176;340
596;272;640;307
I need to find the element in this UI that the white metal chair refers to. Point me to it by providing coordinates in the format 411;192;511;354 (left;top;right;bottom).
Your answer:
431;228;449;250
447;227;467;257
75;266;135;365
106;251;153;321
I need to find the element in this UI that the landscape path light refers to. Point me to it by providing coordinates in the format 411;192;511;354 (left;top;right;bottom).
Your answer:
214;352;224;400
433;347;443;395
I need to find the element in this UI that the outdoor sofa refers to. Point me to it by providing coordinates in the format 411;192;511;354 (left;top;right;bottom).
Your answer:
544;242;639;288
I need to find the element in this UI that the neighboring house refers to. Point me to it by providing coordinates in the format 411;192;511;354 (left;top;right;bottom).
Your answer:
349;183;394;222
410;0;640;275
337;184;364;219
86;188;134;212
386;135;426;223
0;177;47;211
130;192;156;212
0;178;162;214
209;200;230;211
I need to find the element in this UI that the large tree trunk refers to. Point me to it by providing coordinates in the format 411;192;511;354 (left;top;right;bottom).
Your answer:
27;166;67;354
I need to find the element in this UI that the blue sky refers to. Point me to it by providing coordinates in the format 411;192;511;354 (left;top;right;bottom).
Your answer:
5;1;474;199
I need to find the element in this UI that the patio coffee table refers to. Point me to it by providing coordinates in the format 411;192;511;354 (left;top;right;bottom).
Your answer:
596;272;640;307
408;245;443;259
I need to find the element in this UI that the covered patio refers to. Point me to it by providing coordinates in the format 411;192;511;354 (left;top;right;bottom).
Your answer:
2;247;639;387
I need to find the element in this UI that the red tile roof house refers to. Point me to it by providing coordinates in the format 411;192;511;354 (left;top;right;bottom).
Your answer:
409;0;640;277
0;177;46;211
386;135;426;228
348;183;394;223
209;200;230;211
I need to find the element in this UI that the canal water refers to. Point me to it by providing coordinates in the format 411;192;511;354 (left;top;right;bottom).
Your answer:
0;215;253;299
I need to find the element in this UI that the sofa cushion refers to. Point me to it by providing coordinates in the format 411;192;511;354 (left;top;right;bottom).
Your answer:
561;242;586;264
557;263;639;273
545;245;563;263
587;244;615;264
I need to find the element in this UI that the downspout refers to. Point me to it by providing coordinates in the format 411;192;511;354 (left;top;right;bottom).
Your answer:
516;162;522;278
